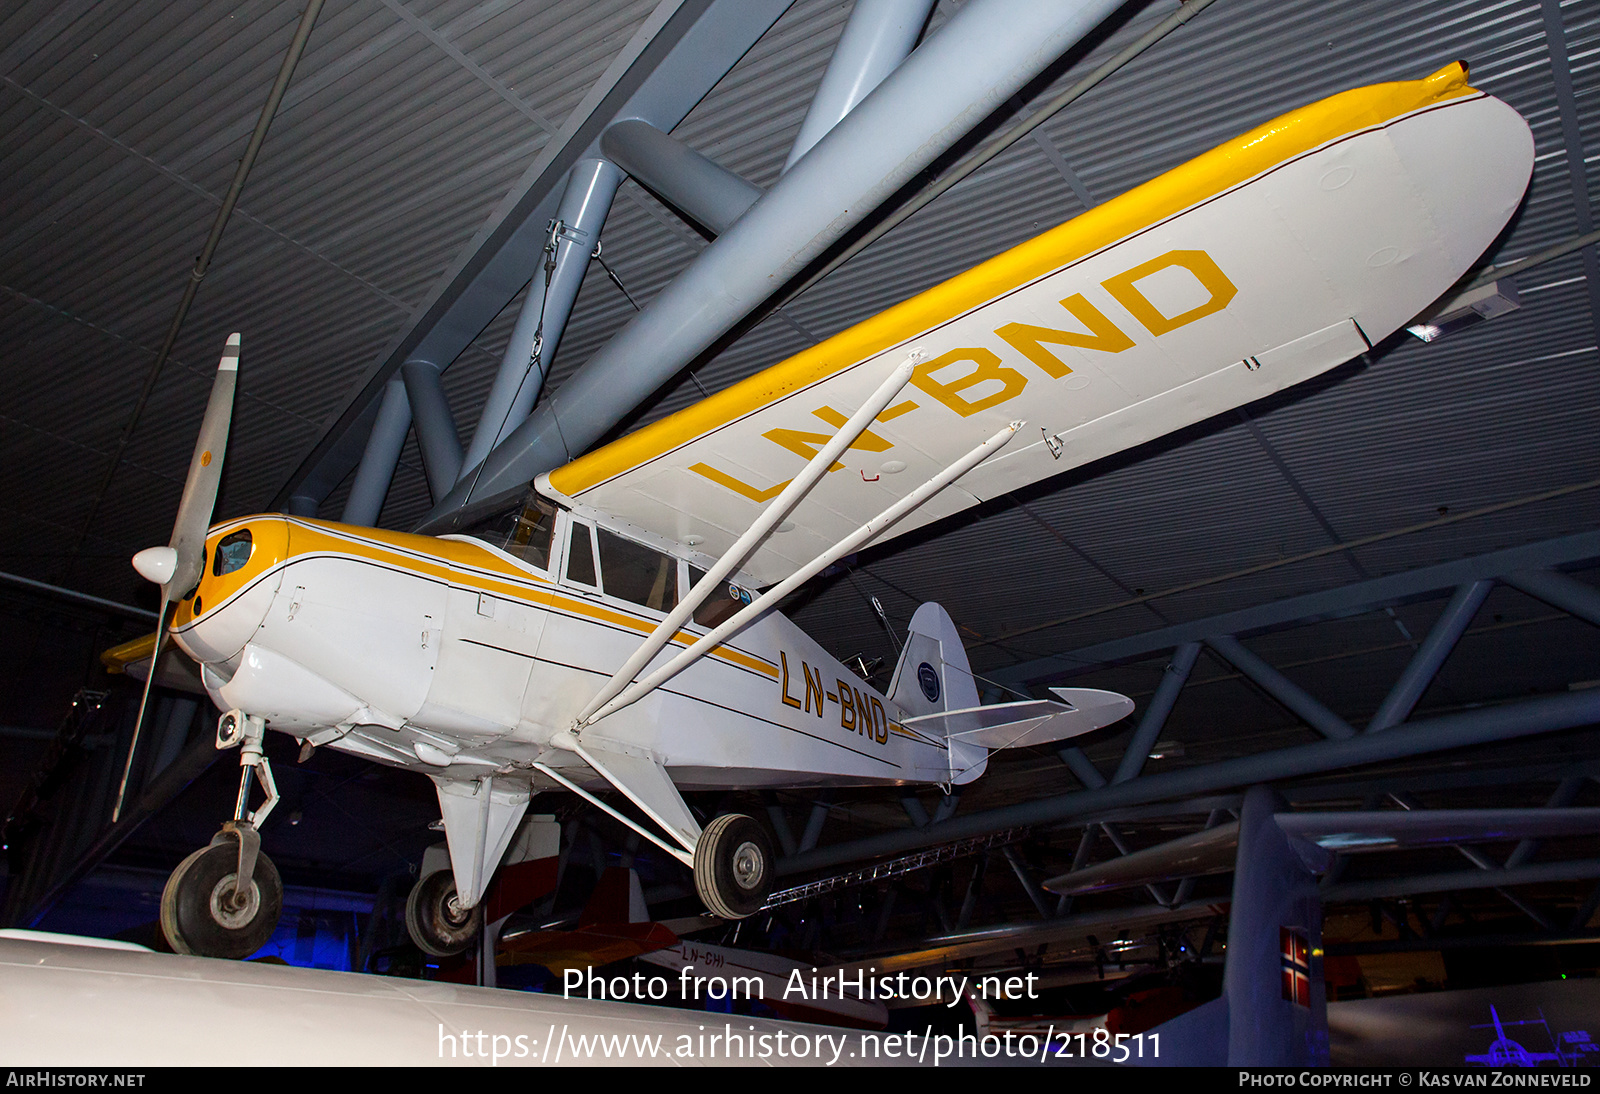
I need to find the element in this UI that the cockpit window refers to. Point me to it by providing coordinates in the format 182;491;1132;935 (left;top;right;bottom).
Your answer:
505;496;557;569
455;491;557;571
597;530;678;613
212;530;253;577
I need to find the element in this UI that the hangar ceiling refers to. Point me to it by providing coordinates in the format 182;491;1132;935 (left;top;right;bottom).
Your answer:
1;0;1597;978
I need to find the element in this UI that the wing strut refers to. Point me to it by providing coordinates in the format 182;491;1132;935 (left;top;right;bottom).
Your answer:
583;420;1023;727
570;350;923;730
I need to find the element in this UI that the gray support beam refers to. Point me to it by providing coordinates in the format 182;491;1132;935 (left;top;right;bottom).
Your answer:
461;159;624;481
1505;776;1587;870
778;689;1600;875
1056;746;1106;789
1112;642;1201;783
1001;844;1050;919
0;570;156;621
799;799;830;852
1390;787;1559;931
783;0;936;171
957;854;986;929
1539;0;1600;340
765;800;798;857
400;359;463;501
273;1;793;515
1507;569;1600;627
1366;580;1493;732
1070;825;1096;871
601;121;762;234
1323;857;1600;902
1572;881;1600;931
1207;635;1355;740
901;795;931;828
286;492;320;517
992;531;1600;686
340;377;412;526
419;0;1127;529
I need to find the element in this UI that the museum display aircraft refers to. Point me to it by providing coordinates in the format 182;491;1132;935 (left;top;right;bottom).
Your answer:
115;62;1534;959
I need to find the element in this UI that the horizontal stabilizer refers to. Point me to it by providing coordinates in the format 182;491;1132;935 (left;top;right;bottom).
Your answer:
902;688;1132;749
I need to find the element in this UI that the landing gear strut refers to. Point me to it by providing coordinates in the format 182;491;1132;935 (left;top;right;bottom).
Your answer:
693;814;774;920
405;869;481;957
161;710;284;958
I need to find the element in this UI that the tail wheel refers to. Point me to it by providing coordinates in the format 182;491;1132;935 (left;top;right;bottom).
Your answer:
405;869;482;957
160;843;283;959
693;814;774;920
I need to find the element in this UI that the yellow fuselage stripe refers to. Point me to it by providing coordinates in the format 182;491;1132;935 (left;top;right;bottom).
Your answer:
177;517;776;679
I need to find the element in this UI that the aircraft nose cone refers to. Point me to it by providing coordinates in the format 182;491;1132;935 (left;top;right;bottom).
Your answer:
132;545;177;585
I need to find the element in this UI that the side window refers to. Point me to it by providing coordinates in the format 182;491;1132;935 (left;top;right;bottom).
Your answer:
688;566;753;628
597;530;679;613
505;496;557;570
566;522;597;587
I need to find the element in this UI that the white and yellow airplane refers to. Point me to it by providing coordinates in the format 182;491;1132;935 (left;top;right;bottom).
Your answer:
114;63;1532;960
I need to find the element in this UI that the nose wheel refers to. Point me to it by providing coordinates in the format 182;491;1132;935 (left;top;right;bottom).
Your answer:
405;869;482;956
693;813;774;920
160;709;285;958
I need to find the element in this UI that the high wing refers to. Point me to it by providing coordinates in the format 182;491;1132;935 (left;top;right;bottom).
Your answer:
537;64;1532;586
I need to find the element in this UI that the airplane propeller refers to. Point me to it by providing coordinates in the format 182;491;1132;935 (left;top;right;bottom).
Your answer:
115;332;240;821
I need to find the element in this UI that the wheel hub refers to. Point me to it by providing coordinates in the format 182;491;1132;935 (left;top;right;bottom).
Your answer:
441;891;471;928
208;874;261;930
731;840;765;891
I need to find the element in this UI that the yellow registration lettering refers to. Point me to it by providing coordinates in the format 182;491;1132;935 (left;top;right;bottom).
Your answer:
910;348;1027;417
852;686;872;737
1100;249;1237;336
779;652;803;710
994;293;1135;378
691;462;789;503
803;662;825;718
764;407;894;470
838;681;856;732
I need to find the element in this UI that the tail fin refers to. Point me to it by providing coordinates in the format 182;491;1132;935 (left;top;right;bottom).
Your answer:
887;603;986;783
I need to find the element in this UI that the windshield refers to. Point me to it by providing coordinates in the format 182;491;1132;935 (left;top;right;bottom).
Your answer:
456;490;557;571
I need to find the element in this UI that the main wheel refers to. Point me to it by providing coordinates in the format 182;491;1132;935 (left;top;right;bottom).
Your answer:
693;814;774;919
160;842;283;959
405;869;481;957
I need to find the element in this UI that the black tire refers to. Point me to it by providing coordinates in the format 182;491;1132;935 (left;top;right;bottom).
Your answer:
693;814;774;919
160;842;283;959
405;869;482;957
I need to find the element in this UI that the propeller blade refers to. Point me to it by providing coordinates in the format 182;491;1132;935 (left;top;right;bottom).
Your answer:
115;332;238;822
164;332;239;601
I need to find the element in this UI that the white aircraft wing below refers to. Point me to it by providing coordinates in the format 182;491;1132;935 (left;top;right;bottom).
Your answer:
538;64;1532;586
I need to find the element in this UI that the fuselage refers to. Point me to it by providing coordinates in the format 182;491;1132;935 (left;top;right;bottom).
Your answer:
169;509;957;792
